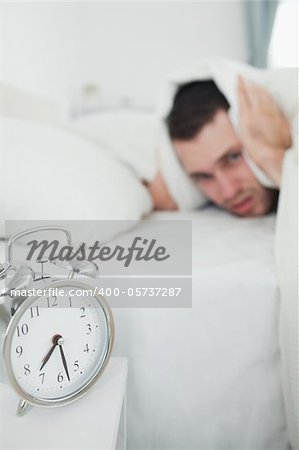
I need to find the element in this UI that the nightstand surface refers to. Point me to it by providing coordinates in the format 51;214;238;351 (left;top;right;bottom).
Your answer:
0;357;128;450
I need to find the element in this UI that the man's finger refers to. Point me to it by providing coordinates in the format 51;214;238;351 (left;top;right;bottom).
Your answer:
237;75;252;110
250;83;277;110
238;89;248;117
243;81;265;111
238;76;251;120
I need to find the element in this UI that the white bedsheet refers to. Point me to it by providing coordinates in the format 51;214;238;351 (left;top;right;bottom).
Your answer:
112;208;289;449
0;209;289;449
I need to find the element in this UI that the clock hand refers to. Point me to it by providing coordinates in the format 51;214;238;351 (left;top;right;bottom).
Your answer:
40;334;61;371
58;344;71;382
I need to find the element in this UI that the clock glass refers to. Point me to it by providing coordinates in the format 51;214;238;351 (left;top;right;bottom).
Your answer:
4;281;113;406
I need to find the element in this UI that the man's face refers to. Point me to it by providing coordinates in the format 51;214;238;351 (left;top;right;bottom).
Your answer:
173;110;275;217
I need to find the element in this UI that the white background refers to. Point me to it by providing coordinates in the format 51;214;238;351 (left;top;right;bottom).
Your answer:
1;1;297;112
0;2;248;109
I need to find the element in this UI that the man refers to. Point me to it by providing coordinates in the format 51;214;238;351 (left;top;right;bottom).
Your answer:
147;77;292;217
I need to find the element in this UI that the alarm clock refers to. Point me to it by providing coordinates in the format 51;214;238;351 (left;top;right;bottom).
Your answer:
0;226;114;416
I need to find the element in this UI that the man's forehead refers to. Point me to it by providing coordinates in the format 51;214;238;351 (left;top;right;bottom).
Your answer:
173;111;241;173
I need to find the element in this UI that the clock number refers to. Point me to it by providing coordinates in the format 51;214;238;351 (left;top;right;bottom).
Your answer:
17;324;29;337
30;306;40;318
57;372;64;383
74;360;79;372
16;346;23;357
24;364;31;375
83;343;90;354
47;296;58;308
39;373;45;384
86;324;92;335
80;307;86;318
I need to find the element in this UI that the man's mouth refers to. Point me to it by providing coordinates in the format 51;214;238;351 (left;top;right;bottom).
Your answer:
230;196;254;214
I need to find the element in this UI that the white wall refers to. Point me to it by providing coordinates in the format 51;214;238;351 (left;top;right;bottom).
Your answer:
268;0;298;68
0;2;248;109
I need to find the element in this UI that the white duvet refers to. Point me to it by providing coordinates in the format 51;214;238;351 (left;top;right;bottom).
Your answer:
0;210;290;449
112;208;289;449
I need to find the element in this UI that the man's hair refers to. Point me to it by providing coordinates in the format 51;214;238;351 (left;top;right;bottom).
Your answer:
166;80;230;140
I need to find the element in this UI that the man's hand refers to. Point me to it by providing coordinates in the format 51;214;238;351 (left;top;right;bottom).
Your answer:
144;172;178;211
237;75;292;187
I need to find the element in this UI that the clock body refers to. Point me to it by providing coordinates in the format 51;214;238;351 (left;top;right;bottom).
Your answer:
1;279;114;408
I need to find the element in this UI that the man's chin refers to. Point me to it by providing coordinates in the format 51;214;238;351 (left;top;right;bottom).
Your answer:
216;192;277;216
226;204;269;218
229;195;257;216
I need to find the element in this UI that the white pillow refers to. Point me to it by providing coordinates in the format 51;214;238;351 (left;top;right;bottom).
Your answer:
0;82;58;124
64;111;158;182
0;116;152;238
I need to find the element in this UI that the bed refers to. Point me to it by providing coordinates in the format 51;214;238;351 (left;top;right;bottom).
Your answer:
0;92;291;448
0;208;289;449
112;208;289;449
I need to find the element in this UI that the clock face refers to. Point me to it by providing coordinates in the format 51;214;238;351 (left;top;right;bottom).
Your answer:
4;281;113;406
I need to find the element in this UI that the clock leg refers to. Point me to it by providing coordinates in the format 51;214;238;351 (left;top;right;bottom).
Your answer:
16;399;31;417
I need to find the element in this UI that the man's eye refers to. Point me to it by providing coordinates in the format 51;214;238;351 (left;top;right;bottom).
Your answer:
227;152;242;163
191;174;212;183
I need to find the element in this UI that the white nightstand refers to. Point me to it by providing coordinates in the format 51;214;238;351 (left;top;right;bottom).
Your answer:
0;357;128;450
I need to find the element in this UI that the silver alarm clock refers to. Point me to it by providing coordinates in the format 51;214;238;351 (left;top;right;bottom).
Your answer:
0;226;114;416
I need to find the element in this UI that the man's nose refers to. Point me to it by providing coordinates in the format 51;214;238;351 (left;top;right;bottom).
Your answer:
216;173;239;202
